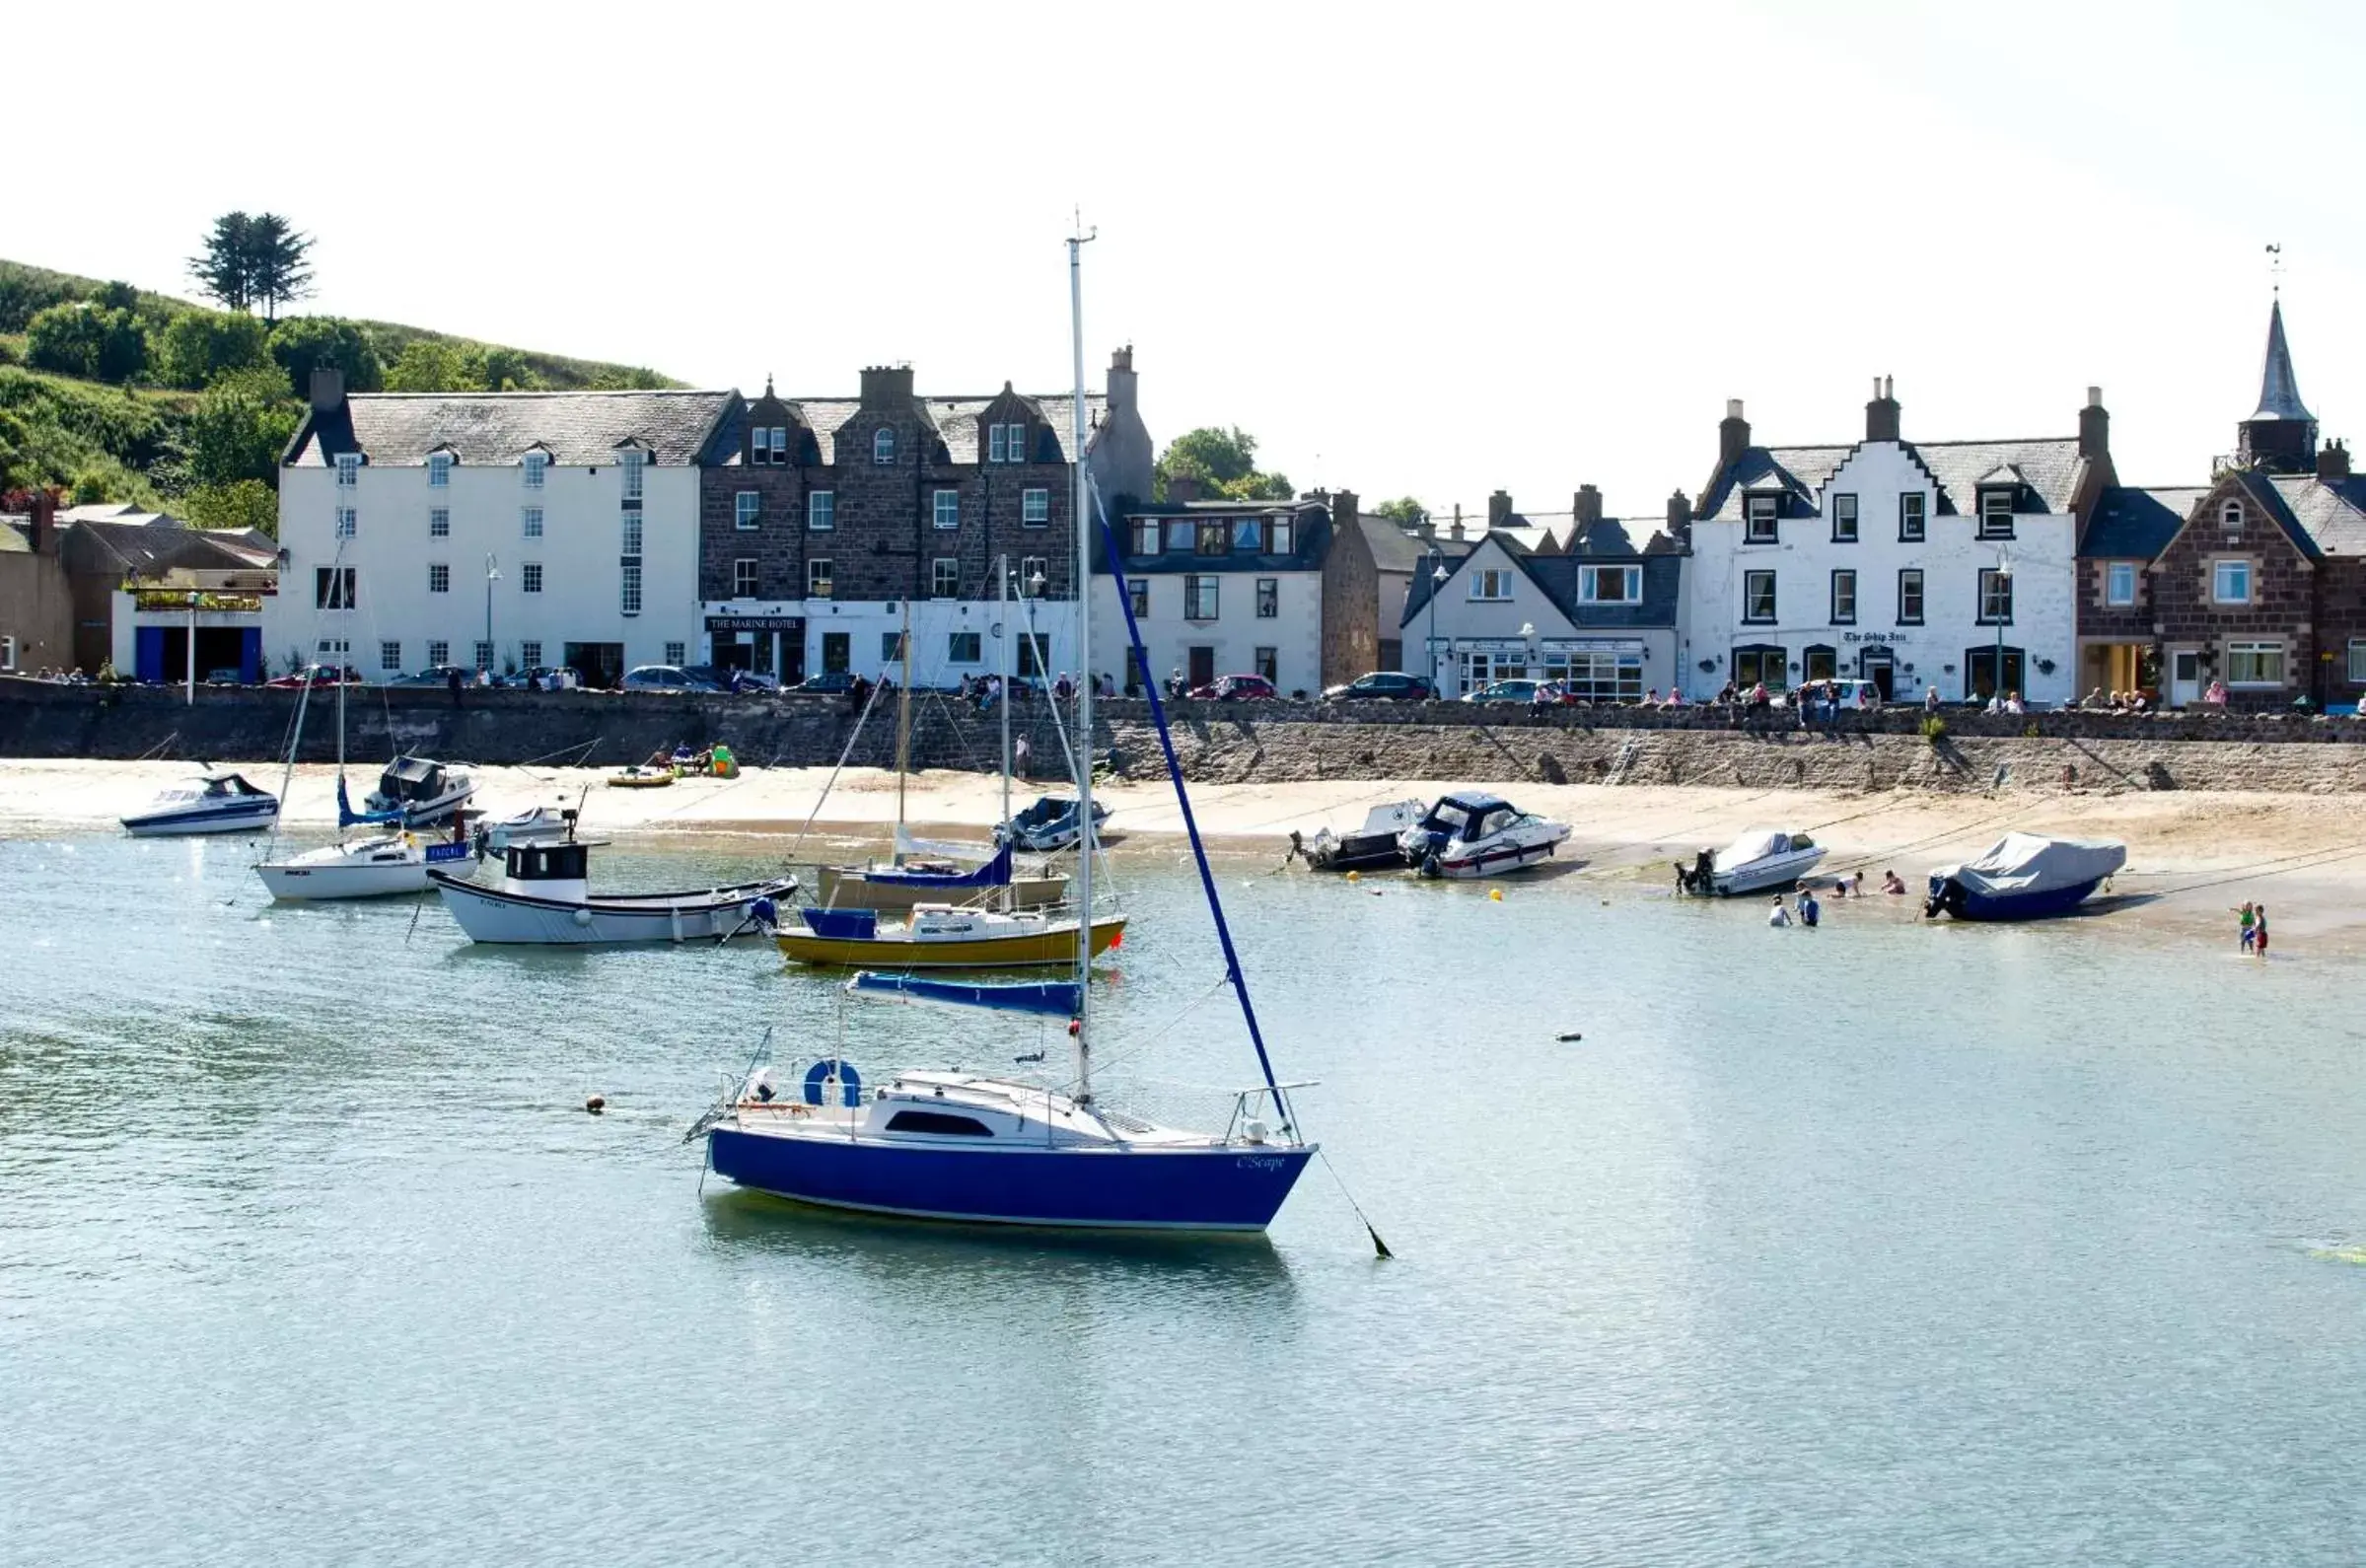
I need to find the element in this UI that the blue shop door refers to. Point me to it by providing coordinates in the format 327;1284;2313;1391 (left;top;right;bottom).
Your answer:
136;627;166;683
238;628;261;684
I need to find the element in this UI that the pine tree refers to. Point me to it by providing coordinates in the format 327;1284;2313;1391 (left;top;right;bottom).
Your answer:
247;213;315;323
187;212;253;313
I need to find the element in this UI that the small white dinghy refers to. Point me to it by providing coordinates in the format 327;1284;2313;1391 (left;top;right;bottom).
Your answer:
430;816;798;945
473;802;575;854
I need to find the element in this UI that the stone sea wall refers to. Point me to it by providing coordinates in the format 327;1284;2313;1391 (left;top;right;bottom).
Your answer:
8;676;2366;795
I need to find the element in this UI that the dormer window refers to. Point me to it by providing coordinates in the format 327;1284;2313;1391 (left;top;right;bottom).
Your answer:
873;428;896;465
620;449;647;500
1270;517;1294;554
1977;489;2015;539
770;426;788;463
2221;500;2244;536
428;453;452;488
1745;493;1778;543
988;424;1008;463
523;452;547;489
335;454;359;487
1578;565;1641;604
1130;519;1160;555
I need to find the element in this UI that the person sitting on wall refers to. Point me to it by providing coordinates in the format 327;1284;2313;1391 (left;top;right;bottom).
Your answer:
1925;685;1942;713
2203;678;2229;706
2004;690;2026;716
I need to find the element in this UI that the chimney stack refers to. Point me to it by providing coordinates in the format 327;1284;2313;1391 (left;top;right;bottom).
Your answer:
1486;490;1512;529
2319;439;2351;483
858;364;915;408
1666;489;1691;548
1719;398;1752;467
1573;484;1603;527
25;488;59;556
1865;375;1900;443
1166;474;1202;504
1330;489;1359;529
1107;344;1137;414
2079;385;2111;463
308;366;345;413
1450;503;1466;541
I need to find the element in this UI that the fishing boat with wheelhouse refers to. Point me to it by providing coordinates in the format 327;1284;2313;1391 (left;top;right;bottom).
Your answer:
431;815;796;944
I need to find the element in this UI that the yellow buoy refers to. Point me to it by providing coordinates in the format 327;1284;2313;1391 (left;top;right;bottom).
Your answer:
1489;888;1503;901
1345;870;1360;883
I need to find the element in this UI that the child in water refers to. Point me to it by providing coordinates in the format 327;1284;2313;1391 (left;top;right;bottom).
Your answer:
2254;904;2269;957
1767;895;1792;928
2235;901;2256;952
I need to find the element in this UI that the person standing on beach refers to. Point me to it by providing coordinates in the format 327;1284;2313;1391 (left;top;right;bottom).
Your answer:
2235;901;2256;952
2254;905;2269;957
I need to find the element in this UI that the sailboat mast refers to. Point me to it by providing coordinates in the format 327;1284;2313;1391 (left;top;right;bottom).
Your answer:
1068;226;1096;1104
997;554;1012;842
893;591;913;860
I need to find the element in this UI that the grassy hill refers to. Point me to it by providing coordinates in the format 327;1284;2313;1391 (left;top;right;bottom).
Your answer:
0;257;682;521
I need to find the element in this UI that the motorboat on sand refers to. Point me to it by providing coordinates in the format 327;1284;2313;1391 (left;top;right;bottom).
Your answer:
1678;829;1827;896
361;756;474;827
1398;793;1570;878
120;772;280;836
1925;833;2125;921
473;802;576;854
1295;800;1427;872
996;793;1111;853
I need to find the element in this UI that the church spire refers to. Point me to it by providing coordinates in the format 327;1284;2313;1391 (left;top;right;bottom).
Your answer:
2252;298;2313;423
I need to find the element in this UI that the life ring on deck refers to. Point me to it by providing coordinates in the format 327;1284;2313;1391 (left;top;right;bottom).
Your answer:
802;1059;863;1107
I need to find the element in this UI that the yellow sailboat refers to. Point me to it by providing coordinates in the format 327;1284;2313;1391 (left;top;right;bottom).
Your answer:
775;903;1125;969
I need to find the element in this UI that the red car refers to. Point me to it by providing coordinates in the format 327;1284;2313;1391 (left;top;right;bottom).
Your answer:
1187;674;1277;701
265;665;360;689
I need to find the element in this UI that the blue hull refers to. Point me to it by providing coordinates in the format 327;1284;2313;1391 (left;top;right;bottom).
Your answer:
1931;876;2106;921
707;1127;1313;1231
120;800;279;835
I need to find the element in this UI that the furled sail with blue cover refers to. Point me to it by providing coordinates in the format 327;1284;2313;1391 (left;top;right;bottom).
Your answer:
862;844;1014;889
847;969;1082;1019
337;773;404;828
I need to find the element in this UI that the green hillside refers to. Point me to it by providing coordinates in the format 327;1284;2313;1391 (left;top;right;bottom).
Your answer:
0;257;681;531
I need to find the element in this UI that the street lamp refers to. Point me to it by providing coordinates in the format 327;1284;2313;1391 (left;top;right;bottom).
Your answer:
484;553;501;677
1990;545;2013;706
1427;550;1448;692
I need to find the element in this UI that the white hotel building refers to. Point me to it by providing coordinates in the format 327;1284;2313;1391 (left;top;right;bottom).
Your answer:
1680;383;2111;706
270;370;734;682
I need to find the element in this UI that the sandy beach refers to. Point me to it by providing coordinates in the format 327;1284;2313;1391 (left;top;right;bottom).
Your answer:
11;757;2366;946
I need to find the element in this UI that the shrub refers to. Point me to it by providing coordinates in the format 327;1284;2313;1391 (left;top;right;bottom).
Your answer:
158;309;272;390
179;478;278;536
25;302;149;383
1920;715;1947;744
268;316;384;397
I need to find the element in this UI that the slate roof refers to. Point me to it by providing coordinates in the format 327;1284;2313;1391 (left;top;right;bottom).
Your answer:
1362;522;1468;575
2271;473;2366;555
2081;486;2208;559
285;390;740;468
719;393;1108;466
62;521;273;578
1700;437;2087;522
1399;523;1681;628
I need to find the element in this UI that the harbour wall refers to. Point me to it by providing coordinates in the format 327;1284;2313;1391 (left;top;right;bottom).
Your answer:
7;676;2366;795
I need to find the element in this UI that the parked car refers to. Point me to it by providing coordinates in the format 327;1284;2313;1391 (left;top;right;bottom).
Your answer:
681;665;780;694
795;671;857;694
1464;678;1544;704
621;665;726;693
1323;671;1437;702
1187;674;1278;702
266;665;359;690
383;665;471;688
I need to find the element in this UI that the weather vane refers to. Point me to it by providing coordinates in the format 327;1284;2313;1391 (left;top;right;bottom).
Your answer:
2266;242;2283;294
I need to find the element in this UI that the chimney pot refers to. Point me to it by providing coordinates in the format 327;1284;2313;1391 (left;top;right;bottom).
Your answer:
1718;399;1754;467
2318;440;2350;482
1726;399;1745;420
2079;388;2112;463
2087;385;2103;409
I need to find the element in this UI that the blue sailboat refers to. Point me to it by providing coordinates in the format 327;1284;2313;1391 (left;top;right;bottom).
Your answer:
702;235;1316;1232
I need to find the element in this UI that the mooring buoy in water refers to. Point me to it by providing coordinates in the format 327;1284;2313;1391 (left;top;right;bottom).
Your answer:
585;1095;606;1114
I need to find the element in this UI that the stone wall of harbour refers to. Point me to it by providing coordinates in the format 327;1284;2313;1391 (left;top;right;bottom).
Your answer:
9;676;2366;796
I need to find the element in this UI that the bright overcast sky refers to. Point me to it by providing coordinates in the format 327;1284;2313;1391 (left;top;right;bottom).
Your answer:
12;0;2366;525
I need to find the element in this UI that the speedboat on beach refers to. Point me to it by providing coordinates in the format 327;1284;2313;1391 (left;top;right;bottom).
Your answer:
996;793;1111;853
361;756;474;827
120;772;280;836
1925;833;2126;921
1679;829;1828;896
1398;792;1570;879
1295;799;1427;872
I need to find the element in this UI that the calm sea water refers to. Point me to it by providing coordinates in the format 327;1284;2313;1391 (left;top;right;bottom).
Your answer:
3;828;2363;1566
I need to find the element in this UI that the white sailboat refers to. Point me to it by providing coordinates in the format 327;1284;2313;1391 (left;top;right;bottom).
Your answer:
254;664;467;901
